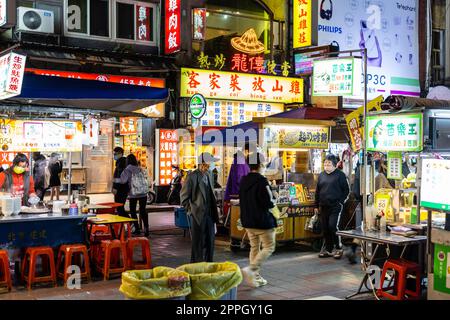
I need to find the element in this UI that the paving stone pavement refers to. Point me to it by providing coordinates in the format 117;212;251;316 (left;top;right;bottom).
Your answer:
0;211;375;300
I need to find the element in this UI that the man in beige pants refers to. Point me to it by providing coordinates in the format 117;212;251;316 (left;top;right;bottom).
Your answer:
239;152;277;287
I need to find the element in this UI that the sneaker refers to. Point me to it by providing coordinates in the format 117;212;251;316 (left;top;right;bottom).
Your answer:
333;249;344;259
318;248;332;258
254;275;268;287
241;267;257;287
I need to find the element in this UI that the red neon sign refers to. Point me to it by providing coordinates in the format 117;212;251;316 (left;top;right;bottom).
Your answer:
164;0;181;54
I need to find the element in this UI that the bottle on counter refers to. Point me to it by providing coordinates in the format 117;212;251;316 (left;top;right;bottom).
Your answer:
379;211;387;232
69;202;79;216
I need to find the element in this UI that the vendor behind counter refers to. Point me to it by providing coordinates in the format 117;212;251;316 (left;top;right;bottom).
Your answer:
0;153;37;206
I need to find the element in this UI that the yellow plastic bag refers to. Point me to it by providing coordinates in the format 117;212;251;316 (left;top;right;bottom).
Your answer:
176;262;243;300
119;267;191;300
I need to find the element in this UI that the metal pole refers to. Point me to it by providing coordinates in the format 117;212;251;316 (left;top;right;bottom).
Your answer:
68;152;72;203
362;48;368;229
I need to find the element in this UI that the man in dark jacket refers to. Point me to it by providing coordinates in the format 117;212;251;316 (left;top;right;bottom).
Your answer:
112;147;129;218
315;154;350;259
180;152;220;263
239;152;276;288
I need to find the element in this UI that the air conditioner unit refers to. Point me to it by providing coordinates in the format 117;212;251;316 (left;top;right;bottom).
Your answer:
17;7;54;34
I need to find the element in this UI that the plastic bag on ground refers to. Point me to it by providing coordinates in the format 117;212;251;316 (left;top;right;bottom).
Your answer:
119;267;191;300
176;261;243;300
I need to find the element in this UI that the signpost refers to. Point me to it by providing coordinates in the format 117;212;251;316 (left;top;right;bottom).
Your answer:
0;52;26;100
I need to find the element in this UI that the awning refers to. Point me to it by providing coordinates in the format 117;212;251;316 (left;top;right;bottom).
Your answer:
8;73;169;113
197;107;349;145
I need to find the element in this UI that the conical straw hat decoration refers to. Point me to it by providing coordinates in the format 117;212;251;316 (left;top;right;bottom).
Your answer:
231;28;265;55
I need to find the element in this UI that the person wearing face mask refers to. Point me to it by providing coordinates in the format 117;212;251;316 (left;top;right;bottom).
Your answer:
112;147;129;218
239;152;277;288
180;152;220;262
0;153;38;205
314;154;350;259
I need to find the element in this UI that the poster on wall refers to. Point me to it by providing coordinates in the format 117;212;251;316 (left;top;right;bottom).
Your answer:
0;120;83;152
317;0;420;99
420;159;450;211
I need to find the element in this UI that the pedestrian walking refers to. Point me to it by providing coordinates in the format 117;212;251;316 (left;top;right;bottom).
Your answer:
180;152;220;263
315;154;350;259
116;154;150;237
239;152;277;288
112;147;129;218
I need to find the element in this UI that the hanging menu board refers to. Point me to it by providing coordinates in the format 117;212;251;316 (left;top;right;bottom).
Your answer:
0;120;83;152
421;159;450;211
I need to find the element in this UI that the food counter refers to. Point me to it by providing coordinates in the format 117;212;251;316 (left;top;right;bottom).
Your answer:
229;201;322;252
0;213;94;249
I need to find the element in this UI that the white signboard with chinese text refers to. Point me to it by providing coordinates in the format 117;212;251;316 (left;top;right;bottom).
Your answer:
387;151;402;180
366;113;423;152
421;159;450;211
0;120;83;152
194;100;284;127
0;52;26;100
181;68;304;104
312;57;362;96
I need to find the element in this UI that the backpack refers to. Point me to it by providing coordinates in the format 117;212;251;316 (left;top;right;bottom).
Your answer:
130;168;149;195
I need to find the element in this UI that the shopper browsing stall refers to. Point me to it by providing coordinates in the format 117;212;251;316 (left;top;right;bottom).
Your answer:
0;153;38;205
315;154;350;259
239;152;277;288
112;147;129;217
32;152;48;201
116;154;150;237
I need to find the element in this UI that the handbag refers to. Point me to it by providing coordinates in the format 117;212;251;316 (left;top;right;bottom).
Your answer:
309;212;322;234
269;206;281;219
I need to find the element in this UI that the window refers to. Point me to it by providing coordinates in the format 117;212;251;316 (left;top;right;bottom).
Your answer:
64;0;157;45
90;0;109;37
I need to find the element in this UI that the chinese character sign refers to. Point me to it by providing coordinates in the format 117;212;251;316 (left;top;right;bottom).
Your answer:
136;6;151;41
195;100;284;127
0;0;6;27
433;244;450;294
165;0;181;54
387;151;402;180
181;68;304;104
265;125;330;149
366;113;423;152
156;129;178;186
192;8;206;41
120;118;138;135
0;52;27;100
0;120;82;152
313;58;362;97
345;95;383;151
293;0;312;48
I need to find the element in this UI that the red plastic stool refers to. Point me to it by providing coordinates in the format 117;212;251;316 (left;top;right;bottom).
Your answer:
56;244;91;287
0;250;12;292
95;240;127;280
377;259;421;300
126;237;152;270
21;247;57;290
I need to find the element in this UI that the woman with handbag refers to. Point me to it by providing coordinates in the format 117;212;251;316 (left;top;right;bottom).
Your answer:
239;152;277;288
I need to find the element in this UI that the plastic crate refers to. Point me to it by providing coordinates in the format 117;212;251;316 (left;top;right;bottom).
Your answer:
175;207;190;229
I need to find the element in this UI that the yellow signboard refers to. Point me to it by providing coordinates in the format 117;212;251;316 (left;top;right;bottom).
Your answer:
345;95;383;151
181;68;304;104
0;120;83;152
266;125;329;149
293;0;312;48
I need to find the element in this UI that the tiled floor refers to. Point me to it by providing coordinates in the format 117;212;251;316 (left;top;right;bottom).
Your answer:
0;208;375;300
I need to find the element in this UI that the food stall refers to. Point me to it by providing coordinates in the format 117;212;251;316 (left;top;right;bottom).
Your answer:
339;101;450;300
224;114;348;251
